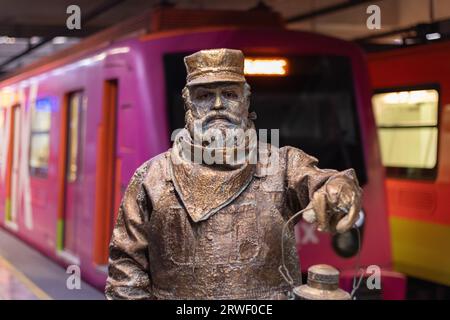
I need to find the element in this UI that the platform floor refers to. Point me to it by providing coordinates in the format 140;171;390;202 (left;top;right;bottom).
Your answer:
0;229;104;300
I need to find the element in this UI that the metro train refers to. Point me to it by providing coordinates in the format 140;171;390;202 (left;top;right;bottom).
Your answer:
369;40;450;292
0;7;402;298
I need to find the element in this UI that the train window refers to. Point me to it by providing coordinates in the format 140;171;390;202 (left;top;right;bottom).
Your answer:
66;91;84;182
164;53;367;185
29;98;52;177
372;88;439;180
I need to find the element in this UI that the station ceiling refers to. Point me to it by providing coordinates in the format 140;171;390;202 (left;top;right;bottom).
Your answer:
1;0;450;75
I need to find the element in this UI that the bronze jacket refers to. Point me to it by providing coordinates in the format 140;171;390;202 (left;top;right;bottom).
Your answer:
105;145;358;300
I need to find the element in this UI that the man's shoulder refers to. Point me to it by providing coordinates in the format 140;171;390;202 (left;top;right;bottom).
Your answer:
132;150;171;183
259;144;316;165
278;145;318;164
145;150;171;168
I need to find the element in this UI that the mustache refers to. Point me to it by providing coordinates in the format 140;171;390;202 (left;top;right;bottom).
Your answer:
202;112;242;126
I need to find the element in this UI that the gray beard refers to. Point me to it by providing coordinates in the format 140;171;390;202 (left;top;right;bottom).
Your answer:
186;113;253;149
173;126;258;167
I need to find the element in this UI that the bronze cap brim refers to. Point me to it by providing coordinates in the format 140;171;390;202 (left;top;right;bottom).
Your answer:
186;71;245;86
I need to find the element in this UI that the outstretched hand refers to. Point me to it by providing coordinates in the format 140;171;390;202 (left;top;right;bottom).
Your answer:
303;177;362;234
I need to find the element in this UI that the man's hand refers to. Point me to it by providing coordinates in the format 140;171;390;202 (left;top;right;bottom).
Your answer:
307;177;362;234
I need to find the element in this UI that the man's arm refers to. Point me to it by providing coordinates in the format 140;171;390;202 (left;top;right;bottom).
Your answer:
105;162;153;300
284;146;362;233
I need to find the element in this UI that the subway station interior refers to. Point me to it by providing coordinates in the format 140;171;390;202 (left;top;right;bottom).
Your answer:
0;0;450;301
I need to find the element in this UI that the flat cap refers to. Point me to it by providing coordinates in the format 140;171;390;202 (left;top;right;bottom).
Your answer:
184;48;246;86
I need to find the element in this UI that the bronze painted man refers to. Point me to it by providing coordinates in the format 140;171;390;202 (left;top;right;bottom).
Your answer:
105;49;362;300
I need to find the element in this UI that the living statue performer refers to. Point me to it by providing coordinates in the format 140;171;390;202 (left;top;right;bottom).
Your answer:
105;49;362;300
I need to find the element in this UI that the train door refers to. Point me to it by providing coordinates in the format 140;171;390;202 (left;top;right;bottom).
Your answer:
57;91;85;260
6;105;20;229
94;79;119;265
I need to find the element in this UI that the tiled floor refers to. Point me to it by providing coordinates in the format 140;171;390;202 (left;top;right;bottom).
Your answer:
0;256;45;299
0;229;104;300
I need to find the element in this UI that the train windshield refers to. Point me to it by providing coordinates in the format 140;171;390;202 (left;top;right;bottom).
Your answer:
164;54;367;185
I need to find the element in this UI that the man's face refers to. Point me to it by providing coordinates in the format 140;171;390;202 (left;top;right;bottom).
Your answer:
187;82;249;134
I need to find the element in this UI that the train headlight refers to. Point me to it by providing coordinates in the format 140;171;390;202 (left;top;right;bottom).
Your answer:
332;209;365;258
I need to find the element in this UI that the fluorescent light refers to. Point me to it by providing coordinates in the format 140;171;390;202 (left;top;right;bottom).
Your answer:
0;36;16;44
30;36;41;45
52;37;67;44
426;33;441;40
